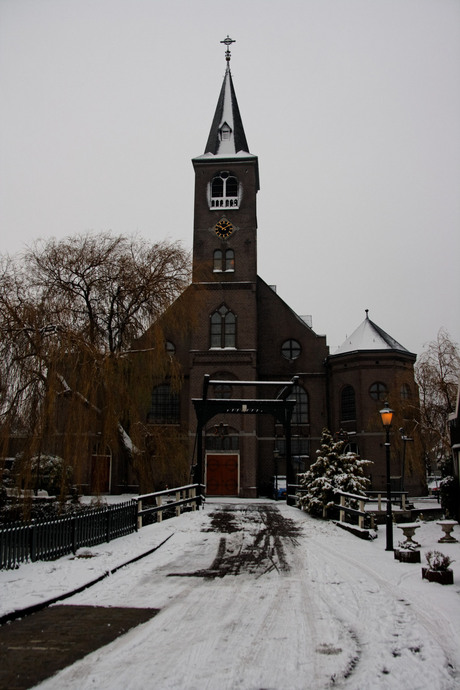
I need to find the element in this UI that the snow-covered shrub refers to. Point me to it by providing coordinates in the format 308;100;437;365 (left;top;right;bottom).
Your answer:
297;429;372;518
15;454;73;497
398;540;419;552
425;550;454;571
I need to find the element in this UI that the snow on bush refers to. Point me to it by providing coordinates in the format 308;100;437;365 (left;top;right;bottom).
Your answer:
297;428;372;518
425;550;454;571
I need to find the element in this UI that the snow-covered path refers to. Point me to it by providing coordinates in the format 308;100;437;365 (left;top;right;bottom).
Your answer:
15;500;457;690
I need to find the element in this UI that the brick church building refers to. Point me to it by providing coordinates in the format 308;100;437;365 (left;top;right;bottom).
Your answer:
143;41;423;499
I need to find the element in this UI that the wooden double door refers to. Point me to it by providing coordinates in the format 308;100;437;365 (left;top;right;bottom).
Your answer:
205;453;239;496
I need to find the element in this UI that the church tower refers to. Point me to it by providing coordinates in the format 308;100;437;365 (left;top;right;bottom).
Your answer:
191;36;259;286
187;38;261;496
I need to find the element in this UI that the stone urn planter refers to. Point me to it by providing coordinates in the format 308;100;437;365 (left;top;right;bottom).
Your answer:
395;522;421;564
421;550;454;585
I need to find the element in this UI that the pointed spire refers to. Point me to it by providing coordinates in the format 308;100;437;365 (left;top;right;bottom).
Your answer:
203;36;251;157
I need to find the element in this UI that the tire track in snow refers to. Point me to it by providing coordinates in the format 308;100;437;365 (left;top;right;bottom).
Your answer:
302;523;459;689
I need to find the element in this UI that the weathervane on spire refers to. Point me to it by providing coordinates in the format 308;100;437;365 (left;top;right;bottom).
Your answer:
220;35;235;65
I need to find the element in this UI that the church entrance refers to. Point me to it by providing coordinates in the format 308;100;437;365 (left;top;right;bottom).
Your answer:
205;453;239;496
193;375;298;500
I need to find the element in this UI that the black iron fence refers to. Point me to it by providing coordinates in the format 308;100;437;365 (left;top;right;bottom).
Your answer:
0;501;138;570
0;484;204;570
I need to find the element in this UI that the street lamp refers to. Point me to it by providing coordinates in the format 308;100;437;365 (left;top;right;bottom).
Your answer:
399;427;414;496
380;402;394;551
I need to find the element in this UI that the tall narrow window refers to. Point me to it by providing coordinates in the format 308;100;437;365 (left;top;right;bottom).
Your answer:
213;249;223;272
225;249;234;272
341;385;356;421
210;305;236;349
287;386;309;424
400;383;411;400
147;384;179;424
210;171;239;209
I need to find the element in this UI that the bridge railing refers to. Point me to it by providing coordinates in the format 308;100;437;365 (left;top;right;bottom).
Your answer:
135;484;205;528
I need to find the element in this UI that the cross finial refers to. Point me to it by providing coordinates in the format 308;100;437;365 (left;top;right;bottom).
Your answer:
220;35;235;65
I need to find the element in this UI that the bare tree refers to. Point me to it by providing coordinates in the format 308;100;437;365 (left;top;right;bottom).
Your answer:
0;233;191;499
415;329;460;470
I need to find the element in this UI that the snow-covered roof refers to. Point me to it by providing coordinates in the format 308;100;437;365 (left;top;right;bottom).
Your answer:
202;67;251;157
333;311;412;356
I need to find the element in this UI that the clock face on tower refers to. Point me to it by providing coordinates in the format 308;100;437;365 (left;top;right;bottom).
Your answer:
214;218;234;239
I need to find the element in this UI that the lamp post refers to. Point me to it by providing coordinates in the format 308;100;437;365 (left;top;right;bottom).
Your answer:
380;402;394;551
273;448;280;499
398;427;413;495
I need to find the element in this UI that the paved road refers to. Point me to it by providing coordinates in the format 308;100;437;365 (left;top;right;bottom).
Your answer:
2;502;459;690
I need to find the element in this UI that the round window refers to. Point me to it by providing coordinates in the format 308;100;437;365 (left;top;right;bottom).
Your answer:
369;382;388;401
281;339;301;360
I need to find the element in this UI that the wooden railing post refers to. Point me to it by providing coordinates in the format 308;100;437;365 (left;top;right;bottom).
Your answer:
358;499;365;529
137;500;143;529
156;495;163;522
175;491;181;517
339;495;345;523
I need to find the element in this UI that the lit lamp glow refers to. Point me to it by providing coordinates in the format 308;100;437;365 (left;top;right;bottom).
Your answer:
380;401;394;551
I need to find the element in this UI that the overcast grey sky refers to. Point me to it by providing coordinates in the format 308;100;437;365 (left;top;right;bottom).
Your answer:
1;0;459;356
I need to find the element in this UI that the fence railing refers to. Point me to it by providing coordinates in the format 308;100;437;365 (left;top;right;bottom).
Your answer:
135;484;204;527
0;500;138;570
333;490;374;530
0;484;204;570
366;490;410;510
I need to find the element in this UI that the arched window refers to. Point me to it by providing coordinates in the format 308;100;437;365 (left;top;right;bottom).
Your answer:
210;305;236;349
288;386;309;424
341;385;356;421
369;382;388;401
213;249;223;272
400;383;411;400
205;425;239;450
147;384;179;424
210;171;239;209
213;249;234;272
281;339;301;360
211;371;236;399
225;249;234;272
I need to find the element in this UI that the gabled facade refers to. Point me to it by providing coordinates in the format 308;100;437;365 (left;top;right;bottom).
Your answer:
147;45;424;498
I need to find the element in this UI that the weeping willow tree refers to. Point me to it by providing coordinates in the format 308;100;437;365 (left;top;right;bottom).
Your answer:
0;232;191;504
415;329;460;469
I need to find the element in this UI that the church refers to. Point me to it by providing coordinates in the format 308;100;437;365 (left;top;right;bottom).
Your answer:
143;38;423;499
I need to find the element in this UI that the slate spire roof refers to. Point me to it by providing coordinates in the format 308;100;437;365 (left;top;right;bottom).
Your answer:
333;310;413;356
204;67;250;156
201;37;252;158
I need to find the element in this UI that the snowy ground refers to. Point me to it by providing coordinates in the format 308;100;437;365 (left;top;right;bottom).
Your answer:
1;498;460;690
